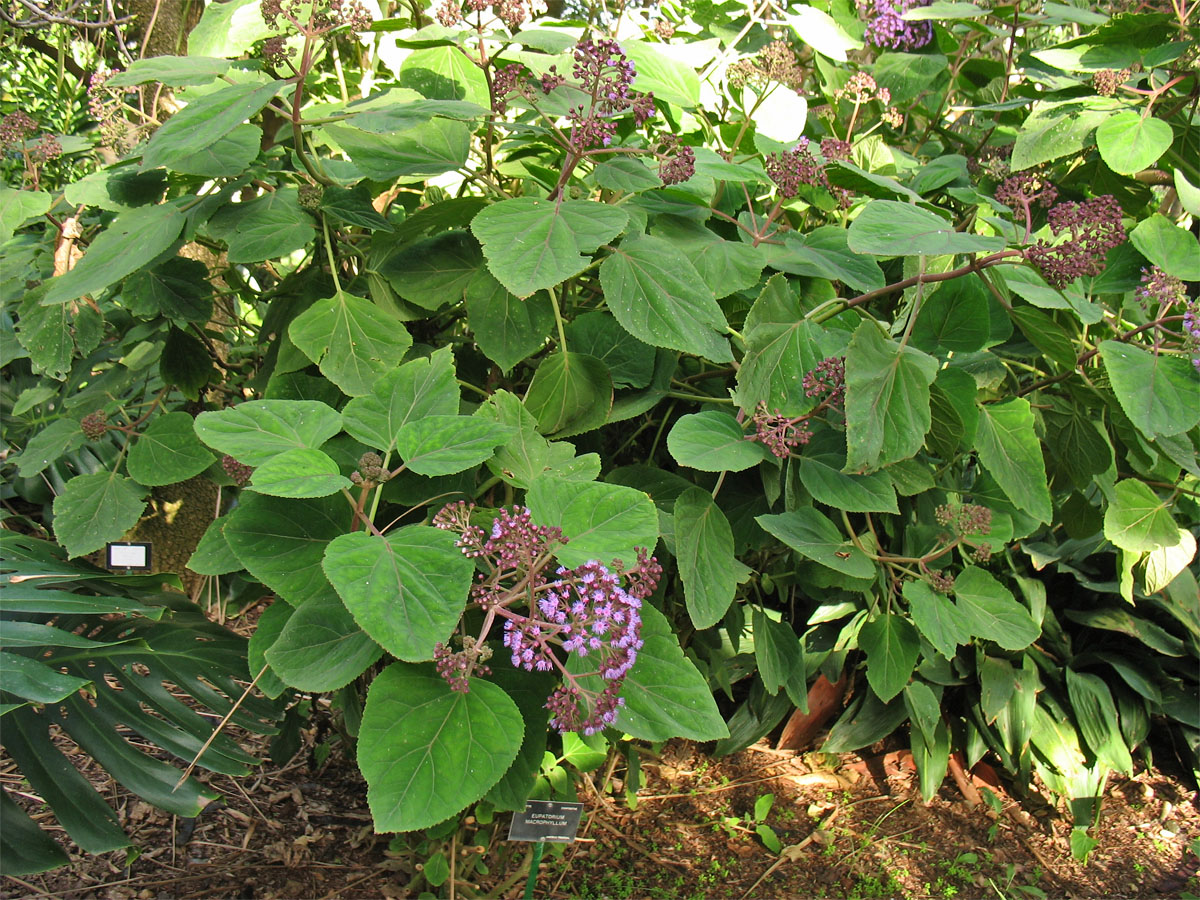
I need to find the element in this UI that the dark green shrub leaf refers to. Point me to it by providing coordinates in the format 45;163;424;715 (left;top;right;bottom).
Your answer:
195;399;343;467
1095;111;1173;176
524;351;612;436
223;494;345;607
265;590;382;690
953;566;1039;651
126;412;215;487
600;235;732;361
799;430;899;514
341;347;459;454
773;227;885;293
911;277;990;353
757;508;875;578
847;201;1004;256
123;258;213;323
379;230;483;310
248;448;351;498
1099;340;1200;439
395;416;515;476
472;198;628;298
465;271;556;372
527;479;658;569
288;291;413;397
753;607;806;705
324;119;472;180
904;580;969;660
844;321;939;473
160;327;214;398
1103;479;1178;552
322;527;473;660
1066;669;1134;775
0;791;71;875
51;471;147;558
667;410;768;472
972;398;1052;523
563;310;655;389
1128;214;1200;281
858;613;920;703
206;188;315;264
358;663;523;832
141;79;282;170
675;488;742;629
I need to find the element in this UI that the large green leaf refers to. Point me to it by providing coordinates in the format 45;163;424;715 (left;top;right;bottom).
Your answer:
341;347;459;454
674;488;743;629
607;605;728;741
474;390;601;489
564;310;655;389
395;416;515;476
1128;214;1200;282
953;566;1039;651
0;187;51;244
786;5;863;60
527;479;658;569
1099;340;1200;439
194;399;343;467
223;493;346;607
1;652;91;703
471;198;628;298
1095;111;1173;176
1010;98;1118;171
51;472;147;558
358;663;523;831
288;291;413;397
799;430;899;514
847;201;1005;256
398;46;491;106
844;321;939;473
108;55;231;87
651;217;765;299
600;235;732;362
753;608;807;707
910;277;990;354
667;410;769;472
621;41;700;108
322;527;473;661
324;119;472;180
126;412;215;487
377;230;482;310
1065;669;1134;775
141;79;283;170
248;448;351;498
206;188;315;264
1103;479;1178;552
973;398;1052;523
42;201;187;306
858;613;920;703
0;790;71;875
733;275;830;415
523;351;612;436
464;271;555;372
774;227;885;293
265;590;383;690
123;258;213;323
904;580;969;660
756;508;875;578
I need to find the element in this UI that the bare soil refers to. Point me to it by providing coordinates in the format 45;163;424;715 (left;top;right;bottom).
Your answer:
3;722;1197;900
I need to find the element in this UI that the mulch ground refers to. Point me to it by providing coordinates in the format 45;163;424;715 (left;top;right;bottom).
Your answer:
3;716;1197;900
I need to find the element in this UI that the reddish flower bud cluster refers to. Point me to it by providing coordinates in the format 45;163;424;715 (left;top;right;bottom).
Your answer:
350;451;389;485
1092;69;1130;96
727;40;805;92
563;37;655;149
927;570;956;593
749;404;814;458
967;143;1012;181
995;172;1058;213
803;356;846;404
261;0;372;34
80;411;109;441
0;111;37;148
765;137;826;198
222;455;253;486
659;145;695;185
934;502;992;535
835;72;891;106
433;502;660;734
436;0;525;29
1025;195;1126;289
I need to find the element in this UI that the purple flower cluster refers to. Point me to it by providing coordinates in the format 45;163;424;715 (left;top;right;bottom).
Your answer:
1025;195;1126;289
432;502;661;734
1135;265;1186;312
563;37;656;149
934;502;992;535
659;145;695;185
436;0;526;30
863;0;933;50
1184;301;1200;371
261;0;372;33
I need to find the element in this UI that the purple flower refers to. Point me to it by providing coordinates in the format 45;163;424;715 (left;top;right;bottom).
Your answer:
863;0;933;51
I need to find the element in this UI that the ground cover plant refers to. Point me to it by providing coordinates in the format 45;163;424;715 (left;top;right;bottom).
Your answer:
1;0;1198;885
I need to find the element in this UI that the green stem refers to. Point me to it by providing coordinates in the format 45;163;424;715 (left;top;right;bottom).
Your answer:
548;286;569;354
523;841;544;900
322;217;342;294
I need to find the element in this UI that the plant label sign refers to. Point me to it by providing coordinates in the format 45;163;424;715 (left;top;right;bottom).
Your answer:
507;800;584;843
106;542;152;571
